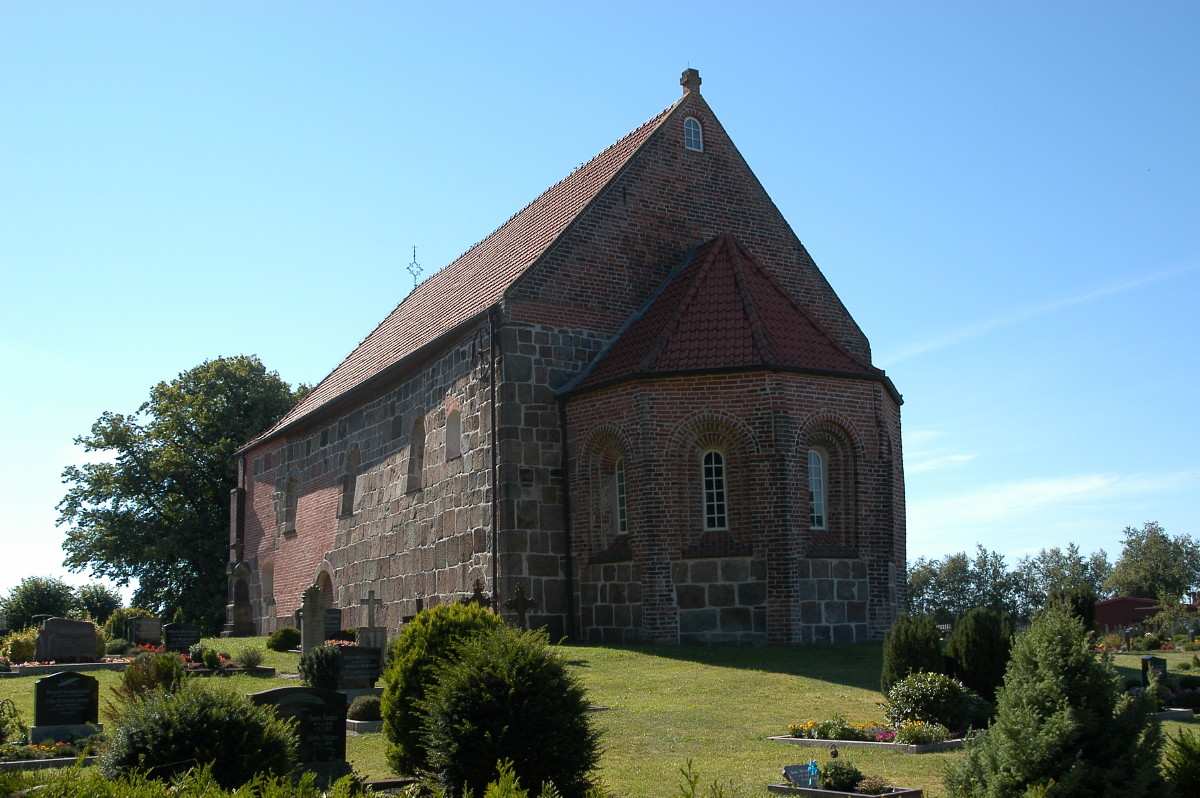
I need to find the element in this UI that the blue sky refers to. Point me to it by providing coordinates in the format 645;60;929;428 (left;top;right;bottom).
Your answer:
1;1;1196;600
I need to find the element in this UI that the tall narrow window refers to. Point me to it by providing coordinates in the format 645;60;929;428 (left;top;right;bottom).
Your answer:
446;409;462;459
614;457;628;535
407;417;425;492
702;450;727;530
809;449;826;529
282;473;299;533
684;117;703;152
339;449;359;517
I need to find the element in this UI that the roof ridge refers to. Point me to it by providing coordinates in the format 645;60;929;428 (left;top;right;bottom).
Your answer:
727;235;775;364
634;234;720;373
244;91;690;449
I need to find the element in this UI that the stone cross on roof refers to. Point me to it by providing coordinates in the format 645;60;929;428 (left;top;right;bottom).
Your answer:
360;589;383;628
504;583;538;629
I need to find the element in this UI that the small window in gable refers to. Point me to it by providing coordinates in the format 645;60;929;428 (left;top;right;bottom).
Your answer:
808;448;827;529
614;456;628;536
702;450;728;530
684;117;703;152
446;409;462;460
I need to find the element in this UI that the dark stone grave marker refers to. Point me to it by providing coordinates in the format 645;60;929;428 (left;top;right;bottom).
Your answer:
783;764;818;788
251;686;347;764
30;671;100;743
324;608;343;640
34;618;96;663
1142;655;1168;687
163;623;203;653
338;646;383;689
126;616;163;647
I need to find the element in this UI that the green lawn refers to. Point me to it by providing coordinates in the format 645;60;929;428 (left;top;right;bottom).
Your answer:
5;638;1198;797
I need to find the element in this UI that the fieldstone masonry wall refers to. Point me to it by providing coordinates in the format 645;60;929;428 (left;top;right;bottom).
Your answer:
797;558;870;644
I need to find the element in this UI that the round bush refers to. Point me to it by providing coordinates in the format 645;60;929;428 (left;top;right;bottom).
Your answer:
421;625;601;798
1;628;38;664
100;680;297;788
381;602;506;776
818;759;863;791
105;637;131;655
883;671;974;731
266;626;301;652
348;695;382;721
111;651;186;707
298;643;341;689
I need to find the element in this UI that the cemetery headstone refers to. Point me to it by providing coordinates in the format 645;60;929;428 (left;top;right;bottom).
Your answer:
783;763;819;789
30;671;101;743
504;583;538;629
126;616;163;647
460;579;492;608
30;614;52;629
338;646;383;689
162;623;203;653
324;607;343;640
33;618;96;663
300;585;324;653
1142;655;1168;688
356;589;387;670
251;686;347;766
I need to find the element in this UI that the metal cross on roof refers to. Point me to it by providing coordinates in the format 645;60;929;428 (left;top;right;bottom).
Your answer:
407;245;422;288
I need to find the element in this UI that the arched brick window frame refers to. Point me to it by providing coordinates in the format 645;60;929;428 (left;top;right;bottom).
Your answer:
578;426;635;561
796;413;863;556
667;413;759;554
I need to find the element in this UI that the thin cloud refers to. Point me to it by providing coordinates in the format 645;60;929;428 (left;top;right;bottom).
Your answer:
880;263;1200;366
906;454;976;474
908;470;1195;541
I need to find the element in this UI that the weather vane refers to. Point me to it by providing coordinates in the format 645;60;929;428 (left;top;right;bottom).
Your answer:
407;245;422;288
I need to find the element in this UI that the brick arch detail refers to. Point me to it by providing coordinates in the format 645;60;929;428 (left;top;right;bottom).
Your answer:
666;412;761;555
793;411;863;555
577;424;637;560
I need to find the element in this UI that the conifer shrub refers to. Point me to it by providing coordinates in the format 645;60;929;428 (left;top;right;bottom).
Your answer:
1162;727;1200;797
944;606;1011;703
100;680;297;789
883;671;975;731
382;602;505;776
266;626;301;652
298;643;341;690
880;613;943;693
420;625;601;798
943;606;1164;797
105;637;132;655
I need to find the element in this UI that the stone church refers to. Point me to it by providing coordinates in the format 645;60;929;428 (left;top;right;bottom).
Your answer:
227;70;906;645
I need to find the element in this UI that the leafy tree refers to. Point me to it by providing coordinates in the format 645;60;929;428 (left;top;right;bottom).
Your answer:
76;582;124;624
1017;543;1112;603
57;356;303;632
908;546;1026;624
943;606;1163;797
1104;521;1200;600
1;575;79;630
1046;583;1097;632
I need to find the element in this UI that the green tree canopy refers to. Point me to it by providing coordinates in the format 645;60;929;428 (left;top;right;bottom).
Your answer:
1;575;79;630
57;356;304;631
1104;521;1200;600
76;582;124;624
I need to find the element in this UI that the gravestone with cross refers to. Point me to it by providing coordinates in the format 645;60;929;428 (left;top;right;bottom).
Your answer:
251;686;348;780
504;583;538;629
460;579;492;609
355;588;387;672
299;584;324;653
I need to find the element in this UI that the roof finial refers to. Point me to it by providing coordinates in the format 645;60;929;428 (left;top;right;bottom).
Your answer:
681;68;701;96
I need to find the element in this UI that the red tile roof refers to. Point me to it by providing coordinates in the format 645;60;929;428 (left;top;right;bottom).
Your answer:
567;233;887;394
248;96;686;447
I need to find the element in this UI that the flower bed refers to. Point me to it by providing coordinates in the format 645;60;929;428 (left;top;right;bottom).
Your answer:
769;735;964;755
